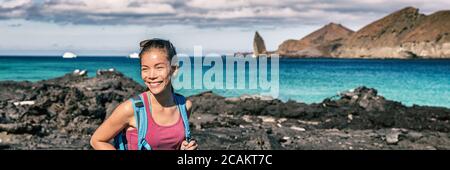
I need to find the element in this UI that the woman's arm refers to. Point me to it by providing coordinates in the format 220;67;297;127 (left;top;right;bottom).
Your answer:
90;100;135;150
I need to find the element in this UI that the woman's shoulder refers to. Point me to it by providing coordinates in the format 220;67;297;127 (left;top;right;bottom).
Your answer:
113;99;135;118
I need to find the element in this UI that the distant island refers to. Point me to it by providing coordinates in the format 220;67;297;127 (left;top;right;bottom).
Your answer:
249;7;450;59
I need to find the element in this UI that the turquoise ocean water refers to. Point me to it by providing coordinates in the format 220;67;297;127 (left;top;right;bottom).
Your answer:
1;56;449;108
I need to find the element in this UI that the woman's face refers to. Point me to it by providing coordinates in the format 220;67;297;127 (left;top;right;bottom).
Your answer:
140;49;175;95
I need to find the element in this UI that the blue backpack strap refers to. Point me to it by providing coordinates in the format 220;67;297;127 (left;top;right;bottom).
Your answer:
135;93;152;150
113;129;127;150
174;93;191;142
114;95;143;150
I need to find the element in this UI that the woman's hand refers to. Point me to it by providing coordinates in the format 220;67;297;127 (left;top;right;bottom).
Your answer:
180;139;198;150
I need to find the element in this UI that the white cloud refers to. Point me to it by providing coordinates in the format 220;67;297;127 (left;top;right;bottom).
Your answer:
186;0;248;9
0;0;449;28
41;0;176;15
2;0;449;55
0;0;31;9
201;7;300;19
0;0;32;18
185;0;287;9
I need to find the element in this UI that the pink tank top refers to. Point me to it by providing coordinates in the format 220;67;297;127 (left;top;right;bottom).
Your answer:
125;92;188;150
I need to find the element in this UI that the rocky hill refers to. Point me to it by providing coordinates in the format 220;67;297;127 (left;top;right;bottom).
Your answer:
278;23;354;57
334;7;450;58
277;7;450;58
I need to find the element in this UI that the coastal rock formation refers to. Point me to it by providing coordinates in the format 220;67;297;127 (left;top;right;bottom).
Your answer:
253;31;267;57
277;7;450;58
333;7;450;58
278;23;354;57
190;87;450;150
1;71;449;149
234;31;277;57
0;69;145;149
188;86;450;132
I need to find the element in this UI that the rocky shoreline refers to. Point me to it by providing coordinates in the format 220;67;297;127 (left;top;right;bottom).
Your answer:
0;70;449;150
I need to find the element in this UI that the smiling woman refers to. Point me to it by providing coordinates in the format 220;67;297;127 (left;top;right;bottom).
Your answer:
90;39;198;150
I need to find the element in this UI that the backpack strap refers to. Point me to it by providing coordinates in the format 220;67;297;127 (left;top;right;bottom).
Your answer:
113;129;128;150
113;95;144;150
174;93;191;142
134;93;152;150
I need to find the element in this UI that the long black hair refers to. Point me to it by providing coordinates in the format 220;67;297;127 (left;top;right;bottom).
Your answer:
139;38;177;93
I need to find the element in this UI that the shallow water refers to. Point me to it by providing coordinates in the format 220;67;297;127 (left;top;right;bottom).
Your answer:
1;56;449;108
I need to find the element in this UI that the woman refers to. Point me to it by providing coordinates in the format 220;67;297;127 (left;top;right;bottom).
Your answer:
90;39;198;150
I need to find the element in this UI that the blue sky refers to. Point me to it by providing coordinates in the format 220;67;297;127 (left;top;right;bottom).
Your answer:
0;0;449;56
